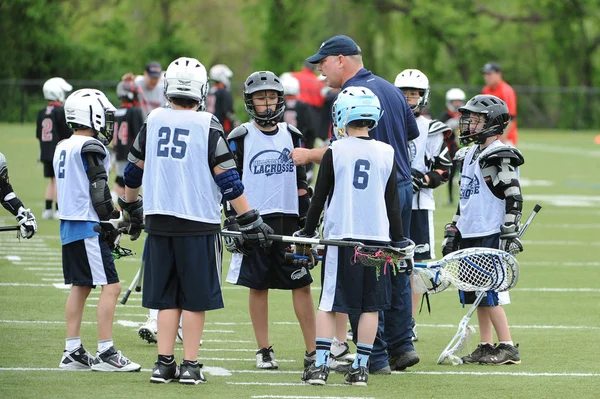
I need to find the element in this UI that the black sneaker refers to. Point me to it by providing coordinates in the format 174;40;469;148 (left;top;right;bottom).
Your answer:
91;347;141;372
345;366;368;386
480;343;521;365
59;345;93;370
302;363;329;386
461;343;495;364
389;350;420;371
304;350;316;368
150;361;180;383
179;362;206;385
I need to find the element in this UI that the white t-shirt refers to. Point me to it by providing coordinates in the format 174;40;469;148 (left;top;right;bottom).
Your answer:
135;75;166;117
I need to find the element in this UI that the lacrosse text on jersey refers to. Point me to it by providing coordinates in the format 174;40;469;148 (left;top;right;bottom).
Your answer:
456;141;505;238
241;122;298;216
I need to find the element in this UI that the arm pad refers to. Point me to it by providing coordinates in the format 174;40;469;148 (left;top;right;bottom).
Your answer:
214;169;244;201
86;161;115;221
123;162;143;189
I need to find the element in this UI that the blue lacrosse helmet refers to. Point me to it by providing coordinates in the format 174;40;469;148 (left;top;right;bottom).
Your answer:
332;86;382;140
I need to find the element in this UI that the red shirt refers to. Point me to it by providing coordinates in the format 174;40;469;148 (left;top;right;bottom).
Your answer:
482;80;518;145
292;68;325;108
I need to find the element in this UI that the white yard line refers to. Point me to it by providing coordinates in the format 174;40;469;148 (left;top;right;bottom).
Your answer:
518;142;600;158
227;382;347;387
521;240;600;247
521;261;600;267
397;370;600;377
252;396;375;399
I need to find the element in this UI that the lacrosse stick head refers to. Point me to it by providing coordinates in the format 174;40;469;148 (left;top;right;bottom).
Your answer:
352;240;416;279
432;248;519;292
412;267;451;295
437;325;476;365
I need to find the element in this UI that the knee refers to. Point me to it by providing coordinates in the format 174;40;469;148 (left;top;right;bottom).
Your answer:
103;282;122;297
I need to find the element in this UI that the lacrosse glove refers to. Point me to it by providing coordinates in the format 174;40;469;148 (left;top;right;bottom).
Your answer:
292;229;320;269
236;209;273;248
500;223;523;254
118;195;144;240
223;216;251;255
98;210;124;251
441;223;461;256
390;239;415;275
16;207;37;239
410;168;428;194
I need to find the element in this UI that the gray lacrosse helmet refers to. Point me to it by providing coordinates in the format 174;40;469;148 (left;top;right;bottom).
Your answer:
243;71;285;127
458;94;509;145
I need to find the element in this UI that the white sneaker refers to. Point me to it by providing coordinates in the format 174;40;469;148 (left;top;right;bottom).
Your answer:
138;316;157;344
329;341;352;372
256;346;278;369
42;209;54;220
59;345;94;370
91;347;141;372
52;210;60;220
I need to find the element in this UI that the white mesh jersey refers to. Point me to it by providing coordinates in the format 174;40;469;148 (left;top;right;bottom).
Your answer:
323;137;394;242
143;108;222;224
457;140;506;238
240;122;299;216
53;135;110;222
135;75;166;117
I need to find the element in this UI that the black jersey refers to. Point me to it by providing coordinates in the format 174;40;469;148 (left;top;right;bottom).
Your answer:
206;86;236;135
113;105;145;161
283;98;316;145
36;102;72;162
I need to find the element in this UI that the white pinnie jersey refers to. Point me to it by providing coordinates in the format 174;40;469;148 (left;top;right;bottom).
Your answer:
456;140;507;238
410;115;444;210
240;122;299;216
143;108;222;223
53;135;110;222
324;137;394;242
135;75;166;117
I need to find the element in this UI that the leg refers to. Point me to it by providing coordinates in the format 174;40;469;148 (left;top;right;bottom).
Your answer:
66;285;92;338
335;313;349;342
249;288;270;349
182;310;205;361
488;306;512;342
292;285;316;353
157;308;181;357
477;307;495;344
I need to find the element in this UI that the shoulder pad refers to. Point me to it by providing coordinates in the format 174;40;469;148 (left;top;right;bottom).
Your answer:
227;125;248;142
453;146;471;163
81;140;107;158
481;146;524;167
428;120;451;136
0;152;6;171
286;123;303;139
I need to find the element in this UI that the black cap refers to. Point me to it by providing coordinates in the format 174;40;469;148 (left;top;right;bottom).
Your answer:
145;61;162;78
482;62;502;73
306;35;361;64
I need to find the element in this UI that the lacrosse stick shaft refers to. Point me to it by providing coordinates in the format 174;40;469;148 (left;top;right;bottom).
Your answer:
221;230;364;248
518;203;542;239
0;226;19;232
120;265;142;305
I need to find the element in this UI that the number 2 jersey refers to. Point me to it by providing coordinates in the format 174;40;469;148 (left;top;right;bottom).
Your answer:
36;102;72;162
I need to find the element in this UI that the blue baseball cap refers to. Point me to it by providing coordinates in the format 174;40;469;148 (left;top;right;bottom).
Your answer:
306;35;362;64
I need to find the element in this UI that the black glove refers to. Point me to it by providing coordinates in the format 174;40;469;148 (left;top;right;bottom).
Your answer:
118;195;144;240
236;209;273;248
441;223;461;256
98;210;124;251
500;223;523;254
222;216;250;255
298;192;311;229
292;229;319;269
411;168;428;194
16;207;37;239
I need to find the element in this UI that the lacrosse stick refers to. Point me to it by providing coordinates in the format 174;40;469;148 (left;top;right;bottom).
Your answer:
436;203;541;365
221;230;415;277
0;226;19;232
120;260;144;304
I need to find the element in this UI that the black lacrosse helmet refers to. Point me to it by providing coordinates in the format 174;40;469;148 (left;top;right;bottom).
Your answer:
458;95;509;145
243;71;285;127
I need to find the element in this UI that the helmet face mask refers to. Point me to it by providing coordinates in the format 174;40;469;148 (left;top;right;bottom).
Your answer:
458;95;509;145
331;86;382;140
244;71;285;127
64;89;117;145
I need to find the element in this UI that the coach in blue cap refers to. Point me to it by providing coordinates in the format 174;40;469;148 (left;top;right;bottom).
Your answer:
292;34;420;374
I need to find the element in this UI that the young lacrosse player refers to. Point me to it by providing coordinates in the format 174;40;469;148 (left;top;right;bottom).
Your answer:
37;77;73;219
441;94;524;365
54;88;140;372
394;69;452;341
224;70;316;370
121;57;272;385
299;87;409;386
1;152;37;238
439;88;466;204
111;80;144;199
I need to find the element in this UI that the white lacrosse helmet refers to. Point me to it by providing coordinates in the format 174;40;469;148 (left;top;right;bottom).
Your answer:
64;89;116;144
394;69;430;112
279;72;300;96
445;88;467;112
164;57;209;107
209;64;233;89
43;77;73;103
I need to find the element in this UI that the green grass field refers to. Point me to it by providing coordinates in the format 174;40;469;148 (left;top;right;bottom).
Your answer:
1;124;600;399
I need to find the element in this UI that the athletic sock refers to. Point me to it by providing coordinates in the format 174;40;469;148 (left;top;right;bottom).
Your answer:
352;343;373;369
499;341;514;346
158;354;175;365
45;200;52;210
182;359;199;367
65;337;81;352
315;338;332;367
98;339;114;353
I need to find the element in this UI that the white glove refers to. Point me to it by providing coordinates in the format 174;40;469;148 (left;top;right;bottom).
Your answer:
16;207;37;239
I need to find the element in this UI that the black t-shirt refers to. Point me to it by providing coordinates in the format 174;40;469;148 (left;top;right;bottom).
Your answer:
36;103;72;162
283;98;316;142
113;105;145;161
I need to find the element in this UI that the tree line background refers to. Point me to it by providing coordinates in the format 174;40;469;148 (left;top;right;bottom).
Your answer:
2;0;600;129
